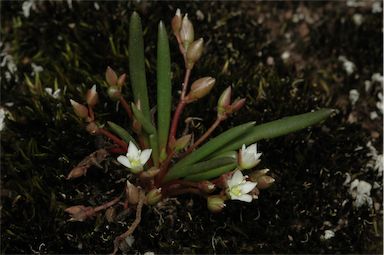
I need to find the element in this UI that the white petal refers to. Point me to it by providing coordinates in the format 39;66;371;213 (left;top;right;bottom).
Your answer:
117;156;132;168
228;170;244;188
248;143;257;153
139;149;152;164
240;181;257;194
235;194;253;202
127;141;139;158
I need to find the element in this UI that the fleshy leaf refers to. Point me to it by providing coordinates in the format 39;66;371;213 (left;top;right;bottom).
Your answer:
107;121;138;146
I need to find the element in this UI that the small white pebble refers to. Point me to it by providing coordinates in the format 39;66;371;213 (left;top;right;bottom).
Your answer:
196;10;204;21
352;14;363;26
349;89;359;106
94;2;100;10
338;56;355;75
370;111;378;120
371;73;383;84
364;80;372;92
281;51;290;61
322;230;335;240
372;1;382;13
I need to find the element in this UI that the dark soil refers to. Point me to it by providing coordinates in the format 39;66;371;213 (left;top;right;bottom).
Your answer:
1;1;382;254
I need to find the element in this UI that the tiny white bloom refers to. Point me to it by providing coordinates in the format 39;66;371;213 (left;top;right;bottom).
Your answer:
238;143;262;170
226;170;257;202
117;141;152;173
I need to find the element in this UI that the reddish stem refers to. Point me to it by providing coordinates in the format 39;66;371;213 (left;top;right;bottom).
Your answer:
154;150;175;187
168;69;191;146
98;128;128;150
119;96;133;119
94;196;120;212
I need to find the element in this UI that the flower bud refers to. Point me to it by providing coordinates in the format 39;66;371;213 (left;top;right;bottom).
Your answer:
106;66;118;86
86;122;99;135
86;85;99;107
140;167;160;179
198;181;216;193
70;99;89;119
171;134;192;151
230;98;246;112
249;168;269;182
172;9;182;41
218;86;232;116
107;86;121;101
146;188;162;205
255;175;275;190
117;73;126;87
185;77;215;103
66;166;87;179
207;195;226;213
126;180;140;205
186;38;204;69
180;14;194;49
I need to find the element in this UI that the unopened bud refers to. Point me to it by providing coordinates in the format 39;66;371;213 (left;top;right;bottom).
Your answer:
249;169;270;182
140;167;160;179
86;122;99;135
172;9;182;41
86;85;99;107
171;134;192;151
180;14;194;49
66;166;87;179
107;86;121;101
117;73;126;87
105;207;116;223
198;181;216;193
218;86;232;116
126;180;140;205
146;188;162;205
65;205;95;221
186;38;204;69
230;98;246;113
207;195;226;213
249;187;260;199
185;77;215;103
70;99;89;119
256;175;275;190
106;66;118;86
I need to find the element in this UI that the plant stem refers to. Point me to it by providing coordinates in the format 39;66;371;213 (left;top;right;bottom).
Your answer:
168;68;191;146
154;150;175;186
183;117;223;156
119;96;133;119
98;128;128;150
94;196;120;213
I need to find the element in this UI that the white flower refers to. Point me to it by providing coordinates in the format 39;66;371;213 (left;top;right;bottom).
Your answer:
117;141;152;173
45;88;61;99
226;170;257;202
238;143;262;170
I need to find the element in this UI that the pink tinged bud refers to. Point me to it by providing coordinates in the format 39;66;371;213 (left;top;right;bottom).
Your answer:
70;99;89;119
249;168;270;182
146;188;162;205
217;86;232;116
126;180;140;205
86;122;99;135
66;166;87;179
230;98;246;113
198;181;216;193
255;175;275;190
106;66;118;86
117;73;126;87
86;85;99;107
207;195;226;213
186;77;216;103
180;14;194;49
172;9;182;41
186;38;204;69
171;134;192;151
107;86;121;101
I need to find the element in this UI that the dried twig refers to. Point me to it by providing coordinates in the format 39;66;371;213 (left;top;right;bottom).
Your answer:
66;148;109;179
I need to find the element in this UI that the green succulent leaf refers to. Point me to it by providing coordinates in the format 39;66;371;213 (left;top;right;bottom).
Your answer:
149;133;159;167
129;12;151;122
184;163;237;181
107;121;138;146
211;108;334;157
131;103;157;135
164;151;237;181
156;21;172;159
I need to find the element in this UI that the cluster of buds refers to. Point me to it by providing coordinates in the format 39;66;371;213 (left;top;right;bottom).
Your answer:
172;9;204;70
217;86;246;119
105;66;126;101
70;85;100;135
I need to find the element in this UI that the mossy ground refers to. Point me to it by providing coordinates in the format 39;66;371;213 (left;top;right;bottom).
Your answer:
1;1;382;254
